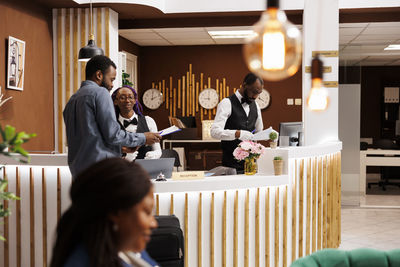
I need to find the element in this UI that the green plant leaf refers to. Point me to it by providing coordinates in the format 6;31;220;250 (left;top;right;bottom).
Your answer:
4;125;16;141
0;235;5;241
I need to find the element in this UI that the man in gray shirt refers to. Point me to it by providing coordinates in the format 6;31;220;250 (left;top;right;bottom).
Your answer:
63;55;161;177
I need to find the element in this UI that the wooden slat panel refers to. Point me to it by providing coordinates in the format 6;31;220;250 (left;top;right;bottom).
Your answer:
105;8;110;56
323;156;328;248
210;192;215;267
185;193;189;267
327;155;333;247
332;154;337;248
73;9;78;93
274;187;279;267
245;189;249;267
66;9;71;101
317;157;323;250
42;169;48;267
337;153;342;247
312;158;317;253
198;193;202;267
298;160;304;257
96;8;102;50
170;194;174;215
234;190;238;267
306;159;311;255
255;188;260;267
283;186;288;267
222;191;227;267
30;168;35;267
265;188;270;267
57;9;63;152
3;167;9;267
291;160;297;262
16;167;21;267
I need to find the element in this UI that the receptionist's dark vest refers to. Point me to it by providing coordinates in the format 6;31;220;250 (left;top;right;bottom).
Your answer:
221;94;258;172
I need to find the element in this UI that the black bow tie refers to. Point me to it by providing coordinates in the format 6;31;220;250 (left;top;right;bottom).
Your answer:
123;118;138;128
241;98;253;105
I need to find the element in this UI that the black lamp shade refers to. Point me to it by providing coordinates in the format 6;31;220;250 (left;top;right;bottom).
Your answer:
78;39;104;62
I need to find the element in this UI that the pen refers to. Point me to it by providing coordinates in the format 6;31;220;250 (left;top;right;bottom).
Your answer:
251;129;256;134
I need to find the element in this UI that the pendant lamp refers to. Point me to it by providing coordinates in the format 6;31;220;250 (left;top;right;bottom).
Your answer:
78;0;104;62
243;0;302;81
306;55;329;111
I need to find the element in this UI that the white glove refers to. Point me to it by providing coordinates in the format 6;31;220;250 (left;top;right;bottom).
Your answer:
145;151;161;159
125;151;139;162
239;130;254;141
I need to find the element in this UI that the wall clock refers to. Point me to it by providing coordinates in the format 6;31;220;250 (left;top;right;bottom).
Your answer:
255;88;270;109
142;88;163;110
199;88;219;109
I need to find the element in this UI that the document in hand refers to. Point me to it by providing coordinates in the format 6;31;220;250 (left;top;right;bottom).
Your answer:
159;125;182;136
252;127;274;141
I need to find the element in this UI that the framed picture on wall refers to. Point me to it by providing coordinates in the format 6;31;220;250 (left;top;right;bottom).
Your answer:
7;36;26;91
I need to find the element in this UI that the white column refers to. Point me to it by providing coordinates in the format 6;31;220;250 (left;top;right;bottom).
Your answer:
302;0;339;145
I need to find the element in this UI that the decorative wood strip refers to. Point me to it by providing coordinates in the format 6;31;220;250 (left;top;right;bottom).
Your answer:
192;75;196;115
80;8;86;84
283;186;288;267
57;9;63;152
166;85;169;109
333;153;339;248
292;160;297;262
312;157;317;253
234;190;238;267
30;168;35;267
337;153;342;247
210;192;215;267
96;8;102;50
3;167;9;267
170;194;174;215
265;188;270;267
327;155;333;248
182;76;185;116
255;188;260;267
185;193;189;267
332;154;337;248
105;8;110;56
222;191;227;267
306;159;311;255
16;167;21;267
186;72;189;116
162;80;166;107
323;156;328;248
57;168;61;221
317;157;322;250
156;194;159;215
173;88;177;117
274;187;279;267
196;82;199;112
73;9;78;93
298;159;304;257
66;9;71;102
42;169;48;267
178;79;181;109
198;193;202;267
245;189;249;267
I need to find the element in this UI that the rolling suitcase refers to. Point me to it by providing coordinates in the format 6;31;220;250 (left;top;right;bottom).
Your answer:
146;215;184;267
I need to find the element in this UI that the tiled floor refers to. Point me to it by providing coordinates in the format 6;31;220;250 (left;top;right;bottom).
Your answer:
339;207;400;250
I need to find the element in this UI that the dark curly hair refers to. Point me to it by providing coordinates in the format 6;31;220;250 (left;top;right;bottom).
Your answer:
112;85;144;116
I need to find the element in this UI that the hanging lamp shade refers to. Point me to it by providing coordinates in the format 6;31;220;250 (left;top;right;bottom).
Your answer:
78;34;104;62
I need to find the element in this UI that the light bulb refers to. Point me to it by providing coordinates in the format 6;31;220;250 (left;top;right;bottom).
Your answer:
243;3;302;81
307;78;329;111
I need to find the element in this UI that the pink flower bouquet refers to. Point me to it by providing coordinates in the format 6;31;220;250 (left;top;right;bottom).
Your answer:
233;140;267;161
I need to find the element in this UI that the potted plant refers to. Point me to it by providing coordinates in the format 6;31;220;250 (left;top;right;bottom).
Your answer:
233;140;267;175
273;156;283;176
269;131;279;148
0;124;35;241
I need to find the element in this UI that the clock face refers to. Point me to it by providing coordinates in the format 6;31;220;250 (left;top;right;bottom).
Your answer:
142;88;163;110
256;89;270;109
199;88;219;109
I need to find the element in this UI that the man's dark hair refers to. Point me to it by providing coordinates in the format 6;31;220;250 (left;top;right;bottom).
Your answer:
85;55;117;80
243;72;264;86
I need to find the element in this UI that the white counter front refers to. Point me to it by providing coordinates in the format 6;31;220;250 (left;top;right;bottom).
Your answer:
0;142;342;267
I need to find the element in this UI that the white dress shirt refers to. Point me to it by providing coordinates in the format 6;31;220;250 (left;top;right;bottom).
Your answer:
210;90;263;140
118;113;162;160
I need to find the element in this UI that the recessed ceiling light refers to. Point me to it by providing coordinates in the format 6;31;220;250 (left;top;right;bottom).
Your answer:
208;30;257;39
384;44;400;50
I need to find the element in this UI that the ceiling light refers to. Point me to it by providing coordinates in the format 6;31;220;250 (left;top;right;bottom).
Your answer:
307;56;329;111
384;44;400;51
208;30;257;39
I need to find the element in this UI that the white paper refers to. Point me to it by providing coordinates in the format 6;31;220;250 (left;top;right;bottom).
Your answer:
252;127;277;141
159;125;181;136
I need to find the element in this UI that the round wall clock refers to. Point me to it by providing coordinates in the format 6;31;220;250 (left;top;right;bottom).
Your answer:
199;88;219;109
142;88;163;110
256;88;270;109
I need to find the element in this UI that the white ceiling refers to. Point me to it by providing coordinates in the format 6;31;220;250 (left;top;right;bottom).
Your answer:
119;22;400;66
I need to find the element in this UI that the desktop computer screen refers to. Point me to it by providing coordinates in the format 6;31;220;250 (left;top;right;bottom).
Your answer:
279;122;303;146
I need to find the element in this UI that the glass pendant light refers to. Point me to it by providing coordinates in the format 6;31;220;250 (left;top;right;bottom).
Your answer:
307;56;329;111
78;0;104;62
243;0;302;81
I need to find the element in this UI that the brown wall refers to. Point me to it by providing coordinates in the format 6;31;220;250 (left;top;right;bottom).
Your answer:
0;0;54;152
339;66;400;140
137;44;302;134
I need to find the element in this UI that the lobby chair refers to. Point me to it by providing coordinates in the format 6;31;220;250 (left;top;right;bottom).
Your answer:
161;149;181;171
290;248;400;267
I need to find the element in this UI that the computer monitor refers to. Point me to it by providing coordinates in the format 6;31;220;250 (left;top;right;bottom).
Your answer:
279;122;303;146
135;158;175;179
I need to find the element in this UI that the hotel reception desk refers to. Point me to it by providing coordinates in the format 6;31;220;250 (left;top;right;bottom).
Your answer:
0;142;341;267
